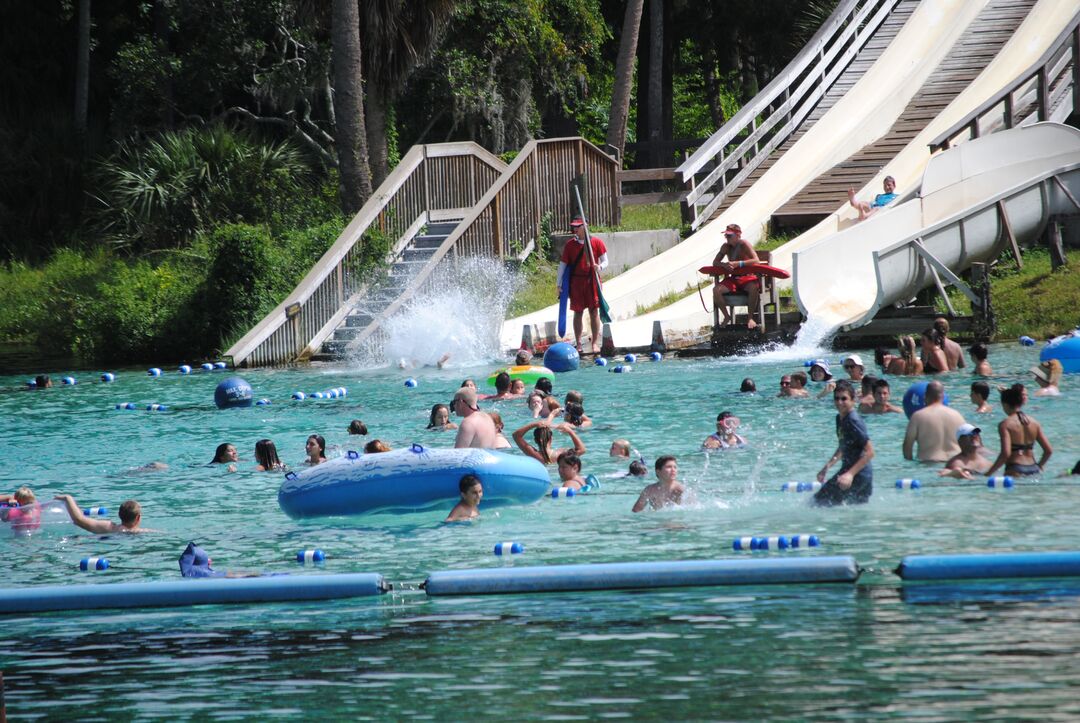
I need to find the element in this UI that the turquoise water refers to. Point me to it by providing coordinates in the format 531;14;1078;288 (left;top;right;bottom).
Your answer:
2;344;1079;719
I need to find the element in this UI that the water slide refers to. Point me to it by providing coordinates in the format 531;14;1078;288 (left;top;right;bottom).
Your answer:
499;0;1074;350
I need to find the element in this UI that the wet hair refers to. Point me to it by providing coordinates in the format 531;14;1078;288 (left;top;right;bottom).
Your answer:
969;342;988;362
460;378;476;389
488;411;504;433
565;390;583;405
557;451;581;471
922;328;945;349
933;317;951;337
717;410;735;422
861;375;879;396
971;380;990;402
535;377;553;394
740;378;756;392
1000;386;1024;409
533;426;555;463
565;401;585;425
211;443;235;464
119;500;141;525
34;374;51;388
494;372;511;394
14;487;35;505
790;372;808;388
427;403;451;428
364;439;391;453
254;439;281;470
459;473;482;494
307;434;327;460
629;460;648;477
872;378;891;393
348;419;368;435
874;346;889;367
899;335;918;360
510;378;526;392
654;455;676;473
833;380;856;399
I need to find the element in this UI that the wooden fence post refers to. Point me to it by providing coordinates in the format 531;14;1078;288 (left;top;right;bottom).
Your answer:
970;262;995;340
1047;215;1067;270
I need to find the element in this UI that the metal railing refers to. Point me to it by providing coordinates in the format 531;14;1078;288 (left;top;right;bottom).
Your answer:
226;142;506;367
676;0;899;229
928;11;1080;152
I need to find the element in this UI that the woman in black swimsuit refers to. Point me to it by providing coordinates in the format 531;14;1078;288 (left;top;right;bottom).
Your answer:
920;328;949;375
986;386;1052;477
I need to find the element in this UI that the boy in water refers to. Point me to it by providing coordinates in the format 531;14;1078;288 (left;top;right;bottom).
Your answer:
55;495;150;533
860;378;902;414
446;474;483;522
814;381;874;506
970;381;993;414
556;451;586;490
632;456;685;512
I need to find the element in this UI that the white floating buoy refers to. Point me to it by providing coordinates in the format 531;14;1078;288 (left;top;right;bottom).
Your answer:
213;361;227;370
296;549;325;564
494;542;524;556
404;378;418;388
115;402;137;410
147;368;162;377
201;363;214;372
788;534;821;548
82;506;108;516
62;377;77;385
895;478;921;490
256;398;271;406
178;365;192;374
551;488;575;498
101;372;115;383
291;391;306;400
987;476;1014;488
780;481;821;493
146;403;168;412
79;557;109;571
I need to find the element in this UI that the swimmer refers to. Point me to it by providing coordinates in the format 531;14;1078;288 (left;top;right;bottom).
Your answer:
254;439;284;472
632;456;684;512
348;419;368;435
487;411;512;449
934;318;964;370
702;411;746;449
305;434;327;465
937;424;993;479
969;342;992;376
858;375;878;407
1031;359;1063;397
534;377;553;396
452;387;498;449
34;374;52;389
210;442;239;473
564;401;592;430
54;495;150;533
514;349;533;366
808;360;833;383
510;378;526;396
970;381;992;414
460;378;478;391
364;439;391;453
920;328;948;375
527;391;546;419
985;386;1051;478
779;372;809;398
902;381;965;463
427;403;458;431
1;487;41;535
814;381;874;506
609;439;633;458
512;420;586;465
556;451;586;490
841;355;866;382
860;378;902;414
740;378;756;393
628;459;648;477
540;397;562;422
445;474;483;522
486;372;514;401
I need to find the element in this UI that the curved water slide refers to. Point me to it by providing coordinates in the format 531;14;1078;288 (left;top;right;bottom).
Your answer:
501;0;995;350
794;123;1080;330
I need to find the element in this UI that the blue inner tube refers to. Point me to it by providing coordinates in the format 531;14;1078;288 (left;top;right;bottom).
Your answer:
278;445;551;518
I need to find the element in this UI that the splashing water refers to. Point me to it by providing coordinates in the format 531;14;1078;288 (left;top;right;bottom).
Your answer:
349;257;520;369
744;314;838;364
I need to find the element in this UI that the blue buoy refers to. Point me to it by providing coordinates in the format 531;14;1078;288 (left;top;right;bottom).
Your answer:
896;478;921;490
733;536;756;551
201;363;214;372
213;361;227;370
987;476;1014;488
62;377;76;385
291;391;306;400
147;368;162;377
213;377;254;409
753;536;790;551
1019;336;1036;346
404;378;418;388
780;481;821;493
902;382;951;419
101;372;115;383
79;557;109;572
146;403;168;412
82;507;108;516
788;535;820;548
543;342;580;373
594;357;608;366
256;398;271;406
312;391;325;399
178;365;192;374
337;387;348;397
327;389;339;398
650;351;662;362
624;353;637;363
26;380;37;388
297;549;325;564
551;488;575;498
494;542;524;556
115;402;137;410
611;365;632;373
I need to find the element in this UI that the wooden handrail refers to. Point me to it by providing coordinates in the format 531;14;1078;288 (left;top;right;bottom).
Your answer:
928;10;1080;153
676;0;897;229
341;137;619;354
226;142;506;367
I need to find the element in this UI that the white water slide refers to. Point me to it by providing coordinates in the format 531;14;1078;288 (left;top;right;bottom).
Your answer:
499;0;1076;349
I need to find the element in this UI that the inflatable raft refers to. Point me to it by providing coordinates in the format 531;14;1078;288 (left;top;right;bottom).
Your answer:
486;365;554;387
1040;330;1080;374
278;444;551;518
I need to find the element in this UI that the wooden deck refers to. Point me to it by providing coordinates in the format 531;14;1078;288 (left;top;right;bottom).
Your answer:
769;0;1038;229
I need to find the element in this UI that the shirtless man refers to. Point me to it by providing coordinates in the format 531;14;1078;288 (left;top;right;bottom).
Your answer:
860;378;902;414
937;425;993;479
452;387;498;449
784;372;810;398
902;381;966;462
632;456;685;512
710;223;761;329
55;495;149;533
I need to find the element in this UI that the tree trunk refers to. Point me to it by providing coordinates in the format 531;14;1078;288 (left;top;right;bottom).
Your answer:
365;85;389;189
646;0;663;167
605;0;644;162
703;47;723;128
153;0;174;128
332;0;372;214
74;0;91;144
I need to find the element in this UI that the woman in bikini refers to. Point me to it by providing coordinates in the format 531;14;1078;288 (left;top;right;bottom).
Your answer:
986;385;1052;477
878;336;922;375
920;328;949;375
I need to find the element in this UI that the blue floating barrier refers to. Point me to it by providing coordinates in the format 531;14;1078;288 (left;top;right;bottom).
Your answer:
178;365;192;374
404;378;418;388
1019;336;1036;346
101;372;115;383
312;391;325;399
551;487;575;498
337;387;348;397
297;549;325;564
0;573;388;613
424;557;860;596
147;368;162;377
214;377;253;409
256;398;271;406
987;476;1014;488
494;542;524;556
733;536;756;551
754;536;789;551
213;361;227;369
780;481;821;493
594;357;608;366
649;351;662;362
896;478;921;490
146;403;168;412
326;389;339;399
79;557;109;572
26;379;37;388
543;342;580;373
201;363;214;372
788;534;820;548
292;391;306;400
897;551;1080;581
611;365;632;373
624;353;637;363
62;377;76;385
82;507;108;516
115;402;137;410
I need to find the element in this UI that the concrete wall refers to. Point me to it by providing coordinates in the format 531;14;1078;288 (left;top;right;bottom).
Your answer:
550;229;682;278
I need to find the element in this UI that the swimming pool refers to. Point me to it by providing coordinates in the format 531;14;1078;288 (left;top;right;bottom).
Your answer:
1;343;1078;719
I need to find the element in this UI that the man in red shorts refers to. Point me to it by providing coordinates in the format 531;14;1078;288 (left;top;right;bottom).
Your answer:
557;216;608;353
711;223;761;329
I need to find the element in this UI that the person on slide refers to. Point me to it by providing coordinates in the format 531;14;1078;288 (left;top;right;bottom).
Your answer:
848;176;897;221
710;223;761;330
557;216;608;353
